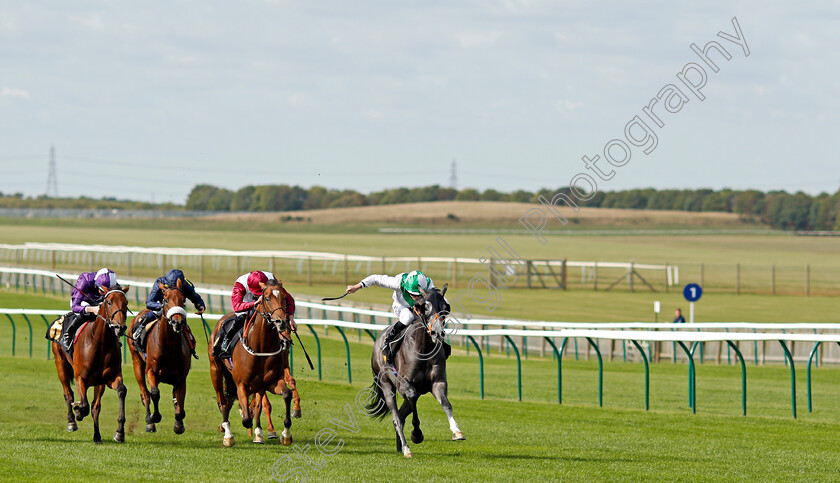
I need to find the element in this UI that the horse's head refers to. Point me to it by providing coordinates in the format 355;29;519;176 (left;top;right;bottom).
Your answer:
160;279;187;334
415;283;450;342
257;280;289;334
98;285;131;338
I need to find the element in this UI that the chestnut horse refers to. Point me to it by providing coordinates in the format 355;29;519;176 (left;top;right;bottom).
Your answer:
209;280;298;447
127;279;192;434
51;286;131;444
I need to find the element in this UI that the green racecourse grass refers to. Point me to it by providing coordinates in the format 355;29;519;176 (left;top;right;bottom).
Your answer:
3;293;840;481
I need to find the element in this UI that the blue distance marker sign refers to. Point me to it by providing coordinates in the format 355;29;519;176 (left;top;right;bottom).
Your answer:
683;283;702;302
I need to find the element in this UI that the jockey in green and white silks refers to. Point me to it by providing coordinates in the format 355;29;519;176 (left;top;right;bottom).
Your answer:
346;270;435;363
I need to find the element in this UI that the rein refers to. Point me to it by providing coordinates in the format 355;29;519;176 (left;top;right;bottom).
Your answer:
239;287;289;357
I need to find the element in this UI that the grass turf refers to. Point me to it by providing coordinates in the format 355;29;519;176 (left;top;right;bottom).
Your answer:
2;294;840;481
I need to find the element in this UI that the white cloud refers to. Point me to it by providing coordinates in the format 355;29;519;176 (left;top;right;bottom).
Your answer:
1;87;30;99
457;31;503;48
554;99;584;111
72;13;105;31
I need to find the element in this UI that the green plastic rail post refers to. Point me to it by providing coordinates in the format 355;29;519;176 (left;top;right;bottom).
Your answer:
779;340;796;419
585;337;603;407
305;325;322;380
726;340;747;416
21;314;33;358
5;314;16;356
807;341;820;412
676;341;696;414
630;340;650;411
364;329;377;342
40;315;50;359
556;337;570;404
544;337;561;404
503;335;522;401
336;326;351;383
466;336;484;399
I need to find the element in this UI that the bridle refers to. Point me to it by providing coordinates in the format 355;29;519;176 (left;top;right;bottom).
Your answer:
161;286;188;333
97;289;128;338
240;285;290;357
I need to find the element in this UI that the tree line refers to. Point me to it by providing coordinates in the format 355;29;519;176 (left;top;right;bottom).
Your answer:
2;185;837;231
184;184;840;231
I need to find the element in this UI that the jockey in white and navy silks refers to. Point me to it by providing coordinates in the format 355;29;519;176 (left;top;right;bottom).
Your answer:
60;268;119;352
346;270;435;363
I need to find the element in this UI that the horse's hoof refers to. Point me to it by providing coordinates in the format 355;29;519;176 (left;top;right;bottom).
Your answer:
223;436;235;447
452;431;465;441
94;439;103;445
292;408;301;419
173;422;185;435
411;430;424;444
253;435;265;444
146;424;157;433
267;431;278;440
66;422;77;432
282;436;293;446
151;413;162;424
403;450;413;459
113;431;125;443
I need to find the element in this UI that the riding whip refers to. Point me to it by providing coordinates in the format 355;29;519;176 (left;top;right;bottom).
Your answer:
321;291;349;302
293;328;315;370
199;313;210;345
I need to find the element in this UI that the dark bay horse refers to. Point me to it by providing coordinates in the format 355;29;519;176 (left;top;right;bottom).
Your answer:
128;279;192;434
366;284;465;458
209;280;297;447
51;286;131;444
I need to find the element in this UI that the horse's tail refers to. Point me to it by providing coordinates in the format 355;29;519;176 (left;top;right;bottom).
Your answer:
365;378;390;421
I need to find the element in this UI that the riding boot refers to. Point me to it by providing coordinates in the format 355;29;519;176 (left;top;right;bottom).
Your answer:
382;323;408;365
59;313;82;354
184;325;198;359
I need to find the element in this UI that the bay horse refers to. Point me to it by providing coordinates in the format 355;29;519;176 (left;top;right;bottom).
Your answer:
366;284;465;458
51;286;131;444
127;278;192;434
209;280;298;447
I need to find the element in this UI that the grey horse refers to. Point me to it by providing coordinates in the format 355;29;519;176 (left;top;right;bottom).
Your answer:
366;284;465;458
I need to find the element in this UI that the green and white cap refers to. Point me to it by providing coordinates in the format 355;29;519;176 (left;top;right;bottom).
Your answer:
400;270;433;305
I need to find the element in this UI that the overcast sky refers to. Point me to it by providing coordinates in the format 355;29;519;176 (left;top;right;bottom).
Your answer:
1;1;838;203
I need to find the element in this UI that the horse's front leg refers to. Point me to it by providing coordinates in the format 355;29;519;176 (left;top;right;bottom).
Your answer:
53;349;77;432
284;368;301;418
236;383;253;429
110;376;127;442
270;378;293;445
172;380;186;435
252;391;265;444
431;380;464;440
74;376;90;422
383;381;413;458
132;355;154;432
91;384;106;444
147;369;162;424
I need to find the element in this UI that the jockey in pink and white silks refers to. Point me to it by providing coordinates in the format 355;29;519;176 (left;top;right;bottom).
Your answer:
346;270;436;364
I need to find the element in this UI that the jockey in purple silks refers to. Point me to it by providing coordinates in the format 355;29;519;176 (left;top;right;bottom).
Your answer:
58;268;120;352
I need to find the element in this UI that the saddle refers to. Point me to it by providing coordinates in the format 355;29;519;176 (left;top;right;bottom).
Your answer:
132;315;159;352
214;313;248;359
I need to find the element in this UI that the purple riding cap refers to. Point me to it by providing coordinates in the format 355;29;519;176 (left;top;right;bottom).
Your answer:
70;268;118;314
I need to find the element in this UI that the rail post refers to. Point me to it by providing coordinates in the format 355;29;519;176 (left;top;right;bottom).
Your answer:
306;325;323;380
4;314;15;356
807;341;820;413
630;340;650;411
40;314;51;359
467;336;484;399
21;314;33;358
586;337;603;407
779;340;796;419
726;341;747;416
676;341;696;414
544;337;563;404
503;335;522;401
336;326;351;383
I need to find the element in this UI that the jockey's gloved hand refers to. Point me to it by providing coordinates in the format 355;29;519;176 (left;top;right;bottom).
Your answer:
288;314;297;331
85;306;98;314
195;306;205;315
346;283;361;294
